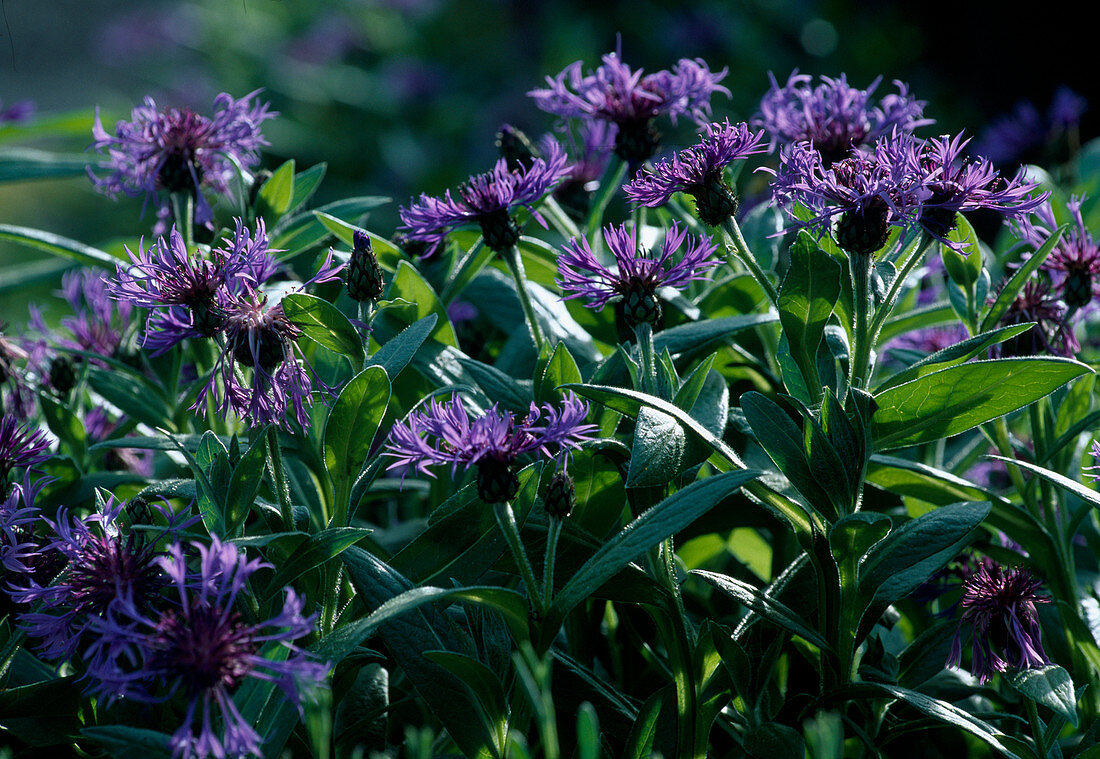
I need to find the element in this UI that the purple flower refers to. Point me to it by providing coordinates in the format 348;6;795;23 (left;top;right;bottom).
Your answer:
947;563;1050;683
399;139;570;254
85;537;328;759
914;132;1047;241
974;87;1087;166
529;51;729;163
384;393;596;503
89;91;275;227
1085;440;1100;482
12;495;176;665
0;472;45;579
1;327;35;417
767;132;924;256
558;222;720;330
196;252;343;430
109;218;278;352
0;417;50;485
994;280;1079;358
1016;196;1100;309
548;120;615;219
754;71;931;163
624;120;767;225
884;322;970;365
84;407;155;476
0;98;35;126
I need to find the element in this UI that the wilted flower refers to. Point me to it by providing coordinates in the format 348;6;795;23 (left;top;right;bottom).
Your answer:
947;563;1050;683
994;280;1079;358
625;120;767;225
398;140;570;254
755;71;931;162
109;218;277;352
1016;196;1100;309
89;91;275;227
529;51;728;163
85;537;328;759
384;393;596;503
0;417;50;485
197;252;343;430
558;222;719;330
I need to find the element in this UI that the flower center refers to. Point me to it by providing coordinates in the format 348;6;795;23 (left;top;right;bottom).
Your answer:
835;201;889;257
476;458;520;504
155;604;256;693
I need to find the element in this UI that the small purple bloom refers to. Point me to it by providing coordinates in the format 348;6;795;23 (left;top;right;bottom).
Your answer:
89;91;275;227
0;417;50;485
0;98;35;126
529;51;729;163
86;537;328;759
109;218;277;352
1085;440;1100;482
84;407;155;476
947;563;1050;683
399;139;570;254
884;322;970;365
625;120;767;225
994;279;1079;358
384;393;596;502
975;87;1087;166
0;472;45;579
754;71;931;163
915;132;1048;242
196;252;343;430
1016;196;1100;309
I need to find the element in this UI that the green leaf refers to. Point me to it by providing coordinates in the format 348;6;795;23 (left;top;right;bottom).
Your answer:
271;198;390;258
535;341;583;404
744;723;805;759
626;407;688;487
80;726;173;759
256;159;296;219
620;689;665;759
692;569;832;650
777;231;842;400
281;292;365;365
385;261;459;347
286;162;327;217
39;394;86;463
440;237;492;304
653;313;778;357
548;470;761;626
458;356;533;413
980;224;1066;332
366;313;437;381
873;323;1035;393
871;358;1092;450
940;214;982;288
0;147;92;182
225;433;269;533
87;367;173;430
859;501;991;602
0;223;120;268
323;366;391;484
1007;665;1077;727
867;683;1023;759
263;527;373;599
423;650;507;749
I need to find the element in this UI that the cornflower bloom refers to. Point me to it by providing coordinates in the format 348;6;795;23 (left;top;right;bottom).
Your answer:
398;139;570;254
385;393;596;503
84;407;155;476
89;91;275;227
109;218;277;352
974;87;1087;166
755;71;931;162
12;495;183;665
884;322;970;366
1085;440;1100;482
85;537;328;759
947;563;1050;683
197;252;343;430
1016;197;1100;309
625;120;767;225
767;132;924;256
0;98;34;126
548;120;615;220
557;222;720;330
994;279;1079;358
529;51;729;164
0;416;50;486
0;472;45;580
914;132;1047;242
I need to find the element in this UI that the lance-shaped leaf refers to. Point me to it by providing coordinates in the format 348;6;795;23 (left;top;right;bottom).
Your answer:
777;232;841;401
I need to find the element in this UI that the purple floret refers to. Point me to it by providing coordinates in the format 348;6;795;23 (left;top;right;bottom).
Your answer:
755;71;931;162
89;90;275;227
0;417;51;484
1016;196;1100;309
947;563;1050;683
85;536;328;759
399;139;571;254
557;222;720;311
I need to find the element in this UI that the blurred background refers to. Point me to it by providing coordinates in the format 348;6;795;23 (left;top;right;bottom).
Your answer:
1;0;1094;325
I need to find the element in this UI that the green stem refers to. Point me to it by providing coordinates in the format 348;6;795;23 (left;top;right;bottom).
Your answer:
542;517;563;606
868;233;934;340
170;192;195;249
849;251;873;389
266;427;295;532
501;245;547;354
1026;698;1047;757
494;501;545;617
540;195;580;240
991;418;1036;516
720;217;778;305
633;322;658;396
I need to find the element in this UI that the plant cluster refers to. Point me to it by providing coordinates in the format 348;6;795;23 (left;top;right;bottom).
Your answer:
1;44;1099;759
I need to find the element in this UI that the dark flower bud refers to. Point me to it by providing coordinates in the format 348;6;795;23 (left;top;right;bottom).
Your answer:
496;124;538;172
1062;269;1093;310
49;355;77;396
544;470;575;519
615;118;662;165
476;458;520;504
692;170;739;227
477;208;521;253
835;202;889;258
392;232;431;260
616;283;664;333
347;230;385;302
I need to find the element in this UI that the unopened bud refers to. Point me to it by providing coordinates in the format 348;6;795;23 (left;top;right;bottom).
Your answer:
347;230;385;302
